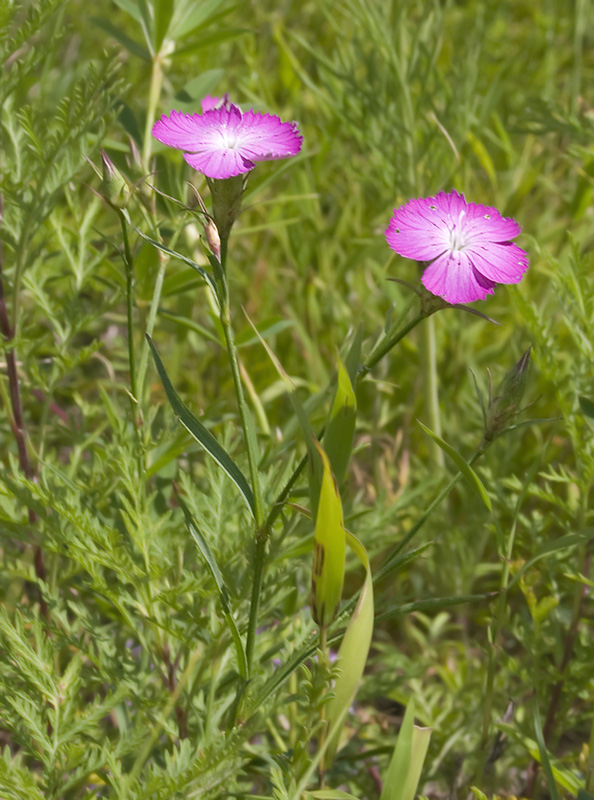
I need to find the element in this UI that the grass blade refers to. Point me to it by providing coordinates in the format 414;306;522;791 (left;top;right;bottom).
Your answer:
417;420;492;511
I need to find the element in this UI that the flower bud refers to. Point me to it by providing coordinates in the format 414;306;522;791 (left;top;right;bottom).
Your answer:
484;348;531;442
100;150;131;210
204;217;221;260
207;174;246;242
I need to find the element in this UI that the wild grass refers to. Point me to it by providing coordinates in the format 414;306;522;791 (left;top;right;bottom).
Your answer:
0;0;593;798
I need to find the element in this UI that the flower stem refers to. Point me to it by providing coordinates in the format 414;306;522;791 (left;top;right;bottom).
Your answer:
0;195;47;616
418;314;444;467
136;248;168;408
358;311;426;380
119;211;138;405
217;237;265;677
142;53;163;171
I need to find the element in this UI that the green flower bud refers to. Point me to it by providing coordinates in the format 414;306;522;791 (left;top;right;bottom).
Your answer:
100;150;131;210
207;174;246;243
484;347;531;442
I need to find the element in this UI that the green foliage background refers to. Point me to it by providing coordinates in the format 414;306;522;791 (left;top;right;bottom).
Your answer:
0;0;593;798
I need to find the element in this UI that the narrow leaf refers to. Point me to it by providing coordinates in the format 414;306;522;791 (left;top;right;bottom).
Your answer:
344;324;364;386
311;442;346;628
136;229;218;298
147;335;255;516
179;498;248;679
90;17;150;60
418;420;492;511
323;529;374;767
323;357;356;487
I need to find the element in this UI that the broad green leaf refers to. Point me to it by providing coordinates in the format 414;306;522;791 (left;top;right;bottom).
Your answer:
307;792;361;800
470;789;490;800
417;420;492;511
112;0;141;22
135;229;219;299
323;357;356;487
179;498;248;679
171;27;247;58
311;442;345;628
147;335;255;516
174;69;224;104
380;700;432;800
153;0;174;52
579;395;594;419
323;529;374;767
169;0;227;39
135;0;154;54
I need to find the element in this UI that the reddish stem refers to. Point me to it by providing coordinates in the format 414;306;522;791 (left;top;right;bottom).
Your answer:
0;195;47;616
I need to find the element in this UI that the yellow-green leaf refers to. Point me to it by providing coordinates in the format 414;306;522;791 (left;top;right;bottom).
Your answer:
323;529;374;767
324;356;357;487
380;700;432;800
311;443;345;628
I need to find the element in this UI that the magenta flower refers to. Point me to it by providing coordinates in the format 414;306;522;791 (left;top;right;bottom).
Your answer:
152;95;303;180
385;190;529;305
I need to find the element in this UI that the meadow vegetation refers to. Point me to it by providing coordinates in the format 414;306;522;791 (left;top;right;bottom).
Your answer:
0;1;593;798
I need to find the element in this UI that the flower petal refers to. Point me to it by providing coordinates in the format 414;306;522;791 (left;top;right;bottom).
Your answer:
236;110;303;161
201;95;221;112
184;149;255;180
385;213;449;261
462;202;521;243
466;242;530;284
421;251;496;304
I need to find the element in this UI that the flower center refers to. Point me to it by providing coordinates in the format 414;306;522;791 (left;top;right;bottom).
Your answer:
448;211;468;252
222;131;240;150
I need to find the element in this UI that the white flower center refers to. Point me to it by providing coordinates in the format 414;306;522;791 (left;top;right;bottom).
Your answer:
448;211;468;252
222;131;240;149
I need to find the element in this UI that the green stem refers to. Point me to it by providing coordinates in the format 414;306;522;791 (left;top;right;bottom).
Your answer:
217;237;265;678
136;251;168;406
358;312;426;380
119;212;138;404
219;298;265;528
587;701;594;793
418;314;444;467
142;54;164;170
245;532;267;677
480;521;518;751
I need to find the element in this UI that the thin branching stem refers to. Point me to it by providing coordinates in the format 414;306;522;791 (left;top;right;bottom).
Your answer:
0;195;47;616
217;235;265;677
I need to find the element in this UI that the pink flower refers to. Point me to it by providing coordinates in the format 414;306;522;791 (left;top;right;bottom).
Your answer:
152;95;303;180
385;190;529;305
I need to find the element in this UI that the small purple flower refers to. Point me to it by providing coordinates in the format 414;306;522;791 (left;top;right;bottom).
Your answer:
385;190;529;305
152;95;303;180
